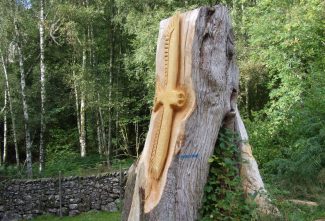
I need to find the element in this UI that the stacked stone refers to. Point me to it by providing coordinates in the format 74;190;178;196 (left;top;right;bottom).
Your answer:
0;171;127;221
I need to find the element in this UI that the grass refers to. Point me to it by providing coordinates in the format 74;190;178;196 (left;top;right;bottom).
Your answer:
255;202;325;221
259;182;325;221
30;211;120;221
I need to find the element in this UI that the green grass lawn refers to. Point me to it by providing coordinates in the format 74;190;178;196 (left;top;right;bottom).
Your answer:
30;211;120;221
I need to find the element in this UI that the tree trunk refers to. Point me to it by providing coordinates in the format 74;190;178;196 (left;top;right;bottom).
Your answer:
234;106;280;215
123;5;275;221
73;78;81;135
96;111;103;155
79;48;87;157
39;0;46;174
135;121;140;158
1;54;19;166
3;87;7;164
97;93;107;156
106;0;115;166
80;90;86;157
15;20;32;178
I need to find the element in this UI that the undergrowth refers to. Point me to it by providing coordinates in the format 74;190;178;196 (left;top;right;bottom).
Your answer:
199;128;255;220
199;128;325;221
0;155;133;180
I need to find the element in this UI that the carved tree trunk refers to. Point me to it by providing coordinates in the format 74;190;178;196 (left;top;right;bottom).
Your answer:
123;5;276;221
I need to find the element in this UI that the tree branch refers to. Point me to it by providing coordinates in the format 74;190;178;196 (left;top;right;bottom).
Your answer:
0;106;5;114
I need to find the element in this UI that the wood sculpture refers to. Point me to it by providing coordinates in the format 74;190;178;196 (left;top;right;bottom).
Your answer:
145;12;194;212
149;13;185;182
123;5;278;221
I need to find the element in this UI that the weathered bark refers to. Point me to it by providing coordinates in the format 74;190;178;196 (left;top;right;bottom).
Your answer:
234;107;280;215
124;5;238;220
39;0;46;173
15;19;32;178
1;54;19;166
123;5;276;220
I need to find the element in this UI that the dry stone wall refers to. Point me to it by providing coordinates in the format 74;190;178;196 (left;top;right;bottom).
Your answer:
0;171;126;221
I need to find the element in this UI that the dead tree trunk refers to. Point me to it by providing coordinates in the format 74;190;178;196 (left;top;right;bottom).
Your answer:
123;5;276;221
234;106;280;215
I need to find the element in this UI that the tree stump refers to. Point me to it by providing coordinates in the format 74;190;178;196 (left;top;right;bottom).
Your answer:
123;5;278;221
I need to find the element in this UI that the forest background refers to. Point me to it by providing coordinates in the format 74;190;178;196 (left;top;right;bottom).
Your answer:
0;0;324;219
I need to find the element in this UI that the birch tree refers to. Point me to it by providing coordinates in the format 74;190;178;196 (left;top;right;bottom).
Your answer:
14;12;33;178
2;85;7;164
39;0;46;173
1;54;20;166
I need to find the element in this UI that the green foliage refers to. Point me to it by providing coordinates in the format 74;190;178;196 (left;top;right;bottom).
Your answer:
0;1;324;219
200;129;254;220
30;211;120;221
44;154;102;177
242;0;325;194
0;155;133;179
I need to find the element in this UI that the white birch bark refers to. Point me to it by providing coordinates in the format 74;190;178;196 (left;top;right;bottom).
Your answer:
1;54;19;166
80;92;86;157
39;0;46;173
79;48;86;157
106;0;115;165
73;73;81;136
15;20;32;178
3;88;8;164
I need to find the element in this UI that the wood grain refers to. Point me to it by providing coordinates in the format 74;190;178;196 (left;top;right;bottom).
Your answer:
123;5;251;221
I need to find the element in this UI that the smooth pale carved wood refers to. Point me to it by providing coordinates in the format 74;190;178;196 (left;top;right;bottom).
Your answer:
149;13;186;182
144;11;197;214
122;5;277;221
